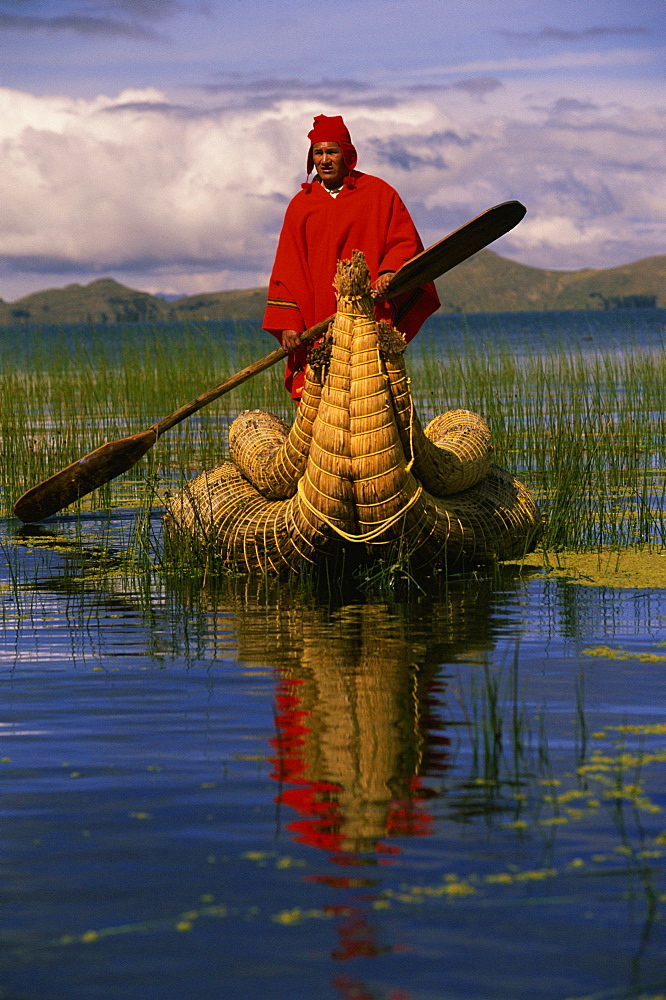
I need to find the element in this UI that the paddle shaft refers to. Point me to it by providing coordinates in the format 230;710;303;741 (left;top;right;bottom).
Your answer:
153;318;328;438
13;200;525;522
153;200;526;435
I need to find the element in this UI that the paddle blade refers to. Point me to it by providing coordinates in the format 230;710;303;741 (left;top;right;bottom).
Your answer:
13;427;158;523
387;200;526;298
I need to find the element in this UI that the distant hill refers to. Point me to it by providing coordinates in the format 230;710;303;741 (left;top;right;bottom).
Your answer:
171;287;268;321
0;277;174;325
0;252;663;325
433;250;665;313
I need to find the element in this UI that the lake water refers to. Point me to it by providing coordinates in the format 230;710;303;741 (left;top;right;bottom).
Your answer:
3;307;665;363
0;310;665;1000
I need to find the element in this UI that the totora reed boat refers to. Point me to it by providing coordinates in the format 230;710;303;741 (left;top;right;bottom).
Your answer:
166;252;542;575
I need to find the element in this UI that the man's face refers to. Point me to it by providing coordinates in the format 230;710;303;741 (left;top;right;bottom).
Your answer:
312;141;348;188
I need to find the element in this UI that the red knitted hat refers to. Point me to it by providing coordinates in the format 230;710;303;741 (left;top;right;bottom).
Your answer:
306;114;357;175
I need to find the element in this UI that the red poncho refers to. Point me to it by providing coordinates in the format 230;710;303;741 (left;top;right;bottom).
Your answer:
263;170;440;399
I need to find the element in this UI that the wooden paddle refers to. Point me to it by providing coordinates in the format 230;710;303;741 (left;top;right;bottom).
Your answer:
13;199;525;522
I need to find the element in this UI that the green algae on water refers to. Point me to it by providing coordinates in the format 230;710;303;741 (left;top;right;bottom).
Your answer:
506;547;666;589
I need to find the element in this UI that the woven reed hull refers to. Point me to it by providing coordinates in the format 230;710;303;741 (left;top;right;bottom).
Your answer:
166;253;542;575
167;458;540;573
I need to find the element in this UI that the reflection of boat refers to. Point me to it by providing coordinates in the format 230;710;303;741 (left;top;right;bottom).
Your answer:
167;253;541;574
215;575;505;860
268;604;444;858
203;579;518;977
252;597;453;972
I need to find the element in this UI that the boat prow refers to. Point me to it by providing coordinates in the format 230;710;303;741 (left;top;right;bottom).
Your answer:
166;252;541;575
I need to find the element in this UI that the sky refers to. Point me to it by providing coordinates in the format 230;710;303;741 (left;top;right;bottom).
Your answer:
0;0;663;301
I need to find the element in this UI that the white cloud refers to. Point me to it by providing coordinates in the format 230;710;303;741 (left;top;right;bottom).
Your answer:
0;87;305;271
0;83;663;300
351;96;665;265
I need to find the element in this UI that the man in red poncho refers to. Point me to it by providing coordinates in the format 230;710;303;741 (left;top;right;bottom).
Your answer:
263;114;440;400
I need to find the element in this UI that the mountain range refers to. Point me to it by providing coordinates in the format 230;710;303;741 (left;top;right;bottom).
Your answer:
1;250;663;325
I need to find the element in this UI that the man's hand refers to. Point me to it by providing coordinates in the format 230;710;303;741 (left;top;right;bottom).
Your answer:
372;272;395;298
281;330;302;352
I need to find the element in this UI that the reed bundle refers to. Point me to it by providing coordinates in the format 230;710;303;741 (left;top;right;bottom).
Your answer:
166;253;541;573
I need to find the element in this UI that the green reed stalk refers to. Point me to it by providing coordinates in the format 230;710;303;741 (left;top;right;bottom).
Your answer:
1;317;665;551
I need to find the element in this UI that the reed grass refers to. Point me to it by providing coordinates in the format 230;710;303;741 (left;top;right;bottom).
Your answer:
1;321;288;515
1;316;665;552
410;324;666;549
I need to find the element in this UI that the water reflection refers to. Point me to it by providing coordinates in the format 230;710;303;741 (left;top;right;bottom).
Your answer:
201;575;664;998
1;518;664;998
225;580;512;855
267;608;443;860
215;581;512;993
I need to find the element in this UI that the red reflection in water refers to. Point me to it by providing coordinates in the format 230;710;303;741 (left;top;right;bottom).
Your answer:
269;667;445;999
269;675;441;862
331;911;391;960
333;973;412;1000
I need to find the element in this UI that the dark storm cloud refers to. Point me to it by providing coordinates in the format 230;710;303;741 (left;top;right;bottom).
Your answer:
100;0;182;16
549;97;600;113
202;76;372;97
0;10;161;39
501;25;650;43
105;0;215;19
428;129;478;147
0;247;254;275
373;139;448;172
542;172;621;216
194;75;399;113
0;0;187;19
373;129;477;153
204;73;500;106
408;77;502;100
102;100;208;117
450;76;502;97
0;253;89;276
